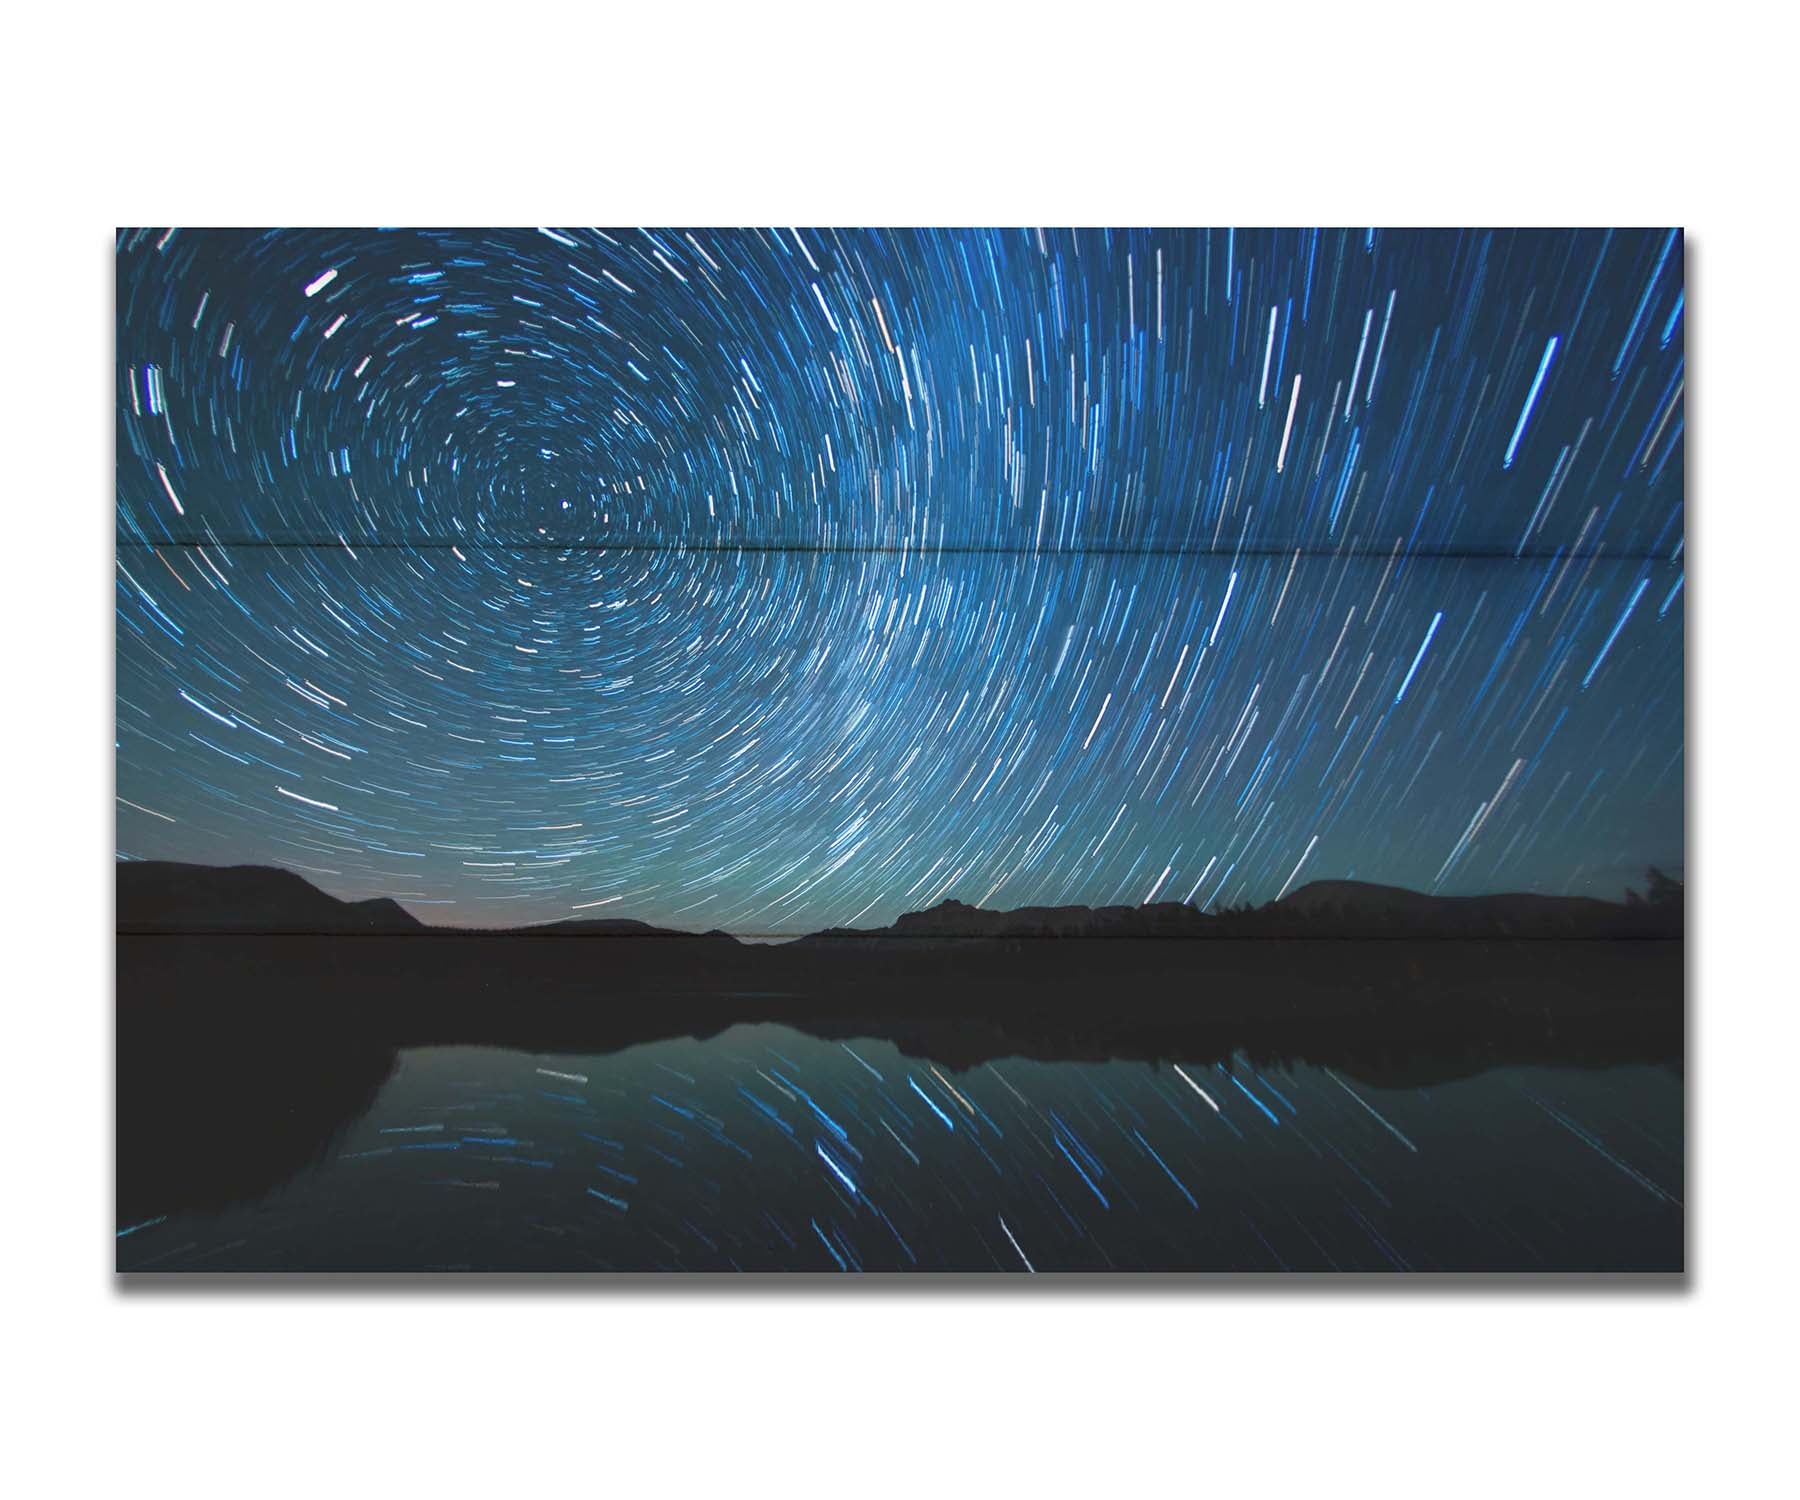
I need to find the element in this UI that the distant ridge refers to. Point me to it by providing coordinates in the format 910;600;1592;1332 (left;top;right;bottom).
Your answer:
1260;878;1679;939
799;873;1682;942
116;861;726;939
864;898;1209;940
527;916;738;942
116;860;1682;941
117;861;426;935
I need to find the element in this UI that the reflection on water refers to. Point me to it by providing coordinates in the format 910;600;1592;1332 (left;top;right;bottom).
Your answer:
117;1023;1682;1272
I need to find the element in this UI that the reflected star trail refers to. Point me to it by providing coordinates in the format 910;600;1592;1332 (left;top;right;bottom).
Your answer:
116;228;1683;932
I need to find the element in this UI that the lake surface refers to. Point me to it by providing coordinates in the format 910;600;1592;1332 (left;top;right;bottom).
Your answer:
116;1022;1682;1272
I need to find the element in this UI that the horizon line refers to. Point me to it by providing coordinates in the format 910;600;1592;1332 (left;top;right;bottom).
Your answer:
115;854;1685;939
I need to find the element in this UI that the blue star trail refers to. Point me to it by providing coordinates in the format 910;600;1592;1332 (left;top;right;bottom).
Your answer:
115;228;1683;932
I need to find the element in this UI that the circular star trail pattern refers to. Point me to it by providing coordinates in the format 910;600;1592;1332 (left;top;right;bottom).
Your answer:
116;228;1684;931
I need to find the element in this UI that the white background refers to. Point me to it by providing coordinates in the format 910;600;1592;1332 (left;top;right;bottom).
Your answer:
2;3;1793;1496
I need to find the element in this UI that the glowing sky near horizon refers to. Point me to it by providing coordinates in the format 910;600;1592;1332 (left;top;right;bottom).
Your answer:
116;228;1683;931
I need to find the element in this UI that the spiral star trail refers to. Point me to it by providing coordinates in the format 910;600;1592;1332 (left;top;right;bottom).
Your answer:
115;228;1684;932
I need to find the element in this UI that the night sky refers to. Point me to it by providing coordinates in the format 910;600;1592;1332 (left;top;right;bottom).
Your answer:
115;227;1684;933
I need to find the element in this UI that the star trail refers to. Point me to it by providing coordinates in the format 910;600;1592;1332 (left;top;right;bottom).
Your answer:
115;228;1684;933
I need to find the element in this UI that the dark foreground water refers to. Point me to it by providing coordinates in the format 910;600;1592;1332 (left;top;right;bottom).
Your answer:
116;1023;1682;1272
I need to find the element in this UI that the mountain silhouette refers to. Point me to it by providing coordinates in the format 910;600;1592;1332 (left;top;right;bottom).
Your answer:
115;860;1681;941
115;860;739;939
117;860;425;934
529;916;739;941
803;876;1680;942
802;897;1212;941
1263;879;1678;938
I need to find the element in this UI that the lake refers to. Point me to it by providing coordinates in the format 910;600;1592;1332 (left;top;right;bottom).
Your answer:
116;1023;1682;1272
